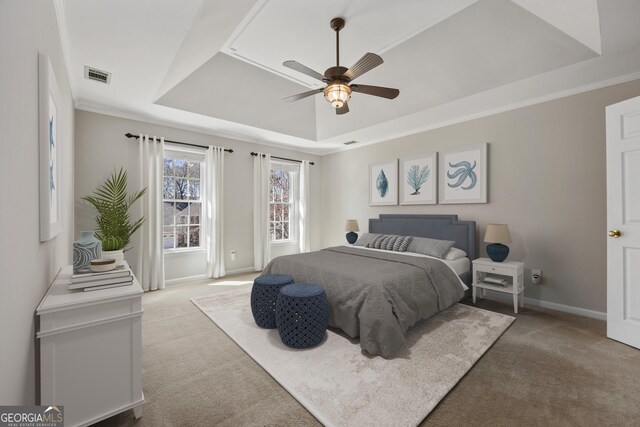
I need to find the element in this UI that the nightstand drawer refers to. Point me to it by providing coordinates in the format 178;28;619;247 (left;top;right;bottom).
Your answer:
477;264;513;276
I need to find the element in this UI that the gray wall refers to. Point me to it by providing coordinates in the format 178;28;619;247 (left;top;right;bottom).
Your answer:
0;1;75;404
74;110;322;278
320;79;640;314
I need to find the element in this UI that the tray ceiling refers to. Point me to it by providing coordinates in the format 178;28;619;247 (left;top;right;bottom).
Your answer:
61;0;640;154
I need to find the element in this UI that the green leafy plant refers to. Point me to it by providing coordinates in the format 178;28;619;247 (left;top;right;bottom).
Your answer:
82;168;147;251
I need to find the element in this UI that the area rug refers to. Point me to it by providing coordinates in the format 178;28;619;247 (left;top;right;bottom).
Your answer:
192;288;514;427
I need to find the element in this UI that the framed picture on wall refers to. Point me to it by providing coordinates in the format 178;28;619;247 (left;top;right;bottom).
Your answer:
399;153;437;205
369;160;398;206
439;143;488;204
39;53;63;241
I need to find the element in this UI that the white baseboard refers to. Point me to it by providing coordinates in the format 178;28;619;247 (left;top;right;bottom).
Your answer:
225;267;258;276
480;290;606;320
165;274;208;286
164;268;258;285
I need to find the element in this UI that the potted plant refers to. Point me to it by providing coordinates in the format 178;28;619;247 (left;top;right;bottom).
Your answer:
82;168;147;266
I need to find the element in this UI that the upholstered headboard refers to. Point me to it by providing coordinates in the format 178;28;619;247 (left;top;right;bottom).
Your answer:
368;214;478;262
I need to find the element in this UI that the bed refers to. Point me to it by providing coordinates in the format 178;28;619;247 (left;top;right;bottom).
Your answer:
262;214;477;358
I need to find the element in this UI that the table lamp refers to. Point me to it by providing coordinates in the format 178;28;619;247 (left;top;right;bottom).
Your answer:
484;224;512;262
345;219;360;244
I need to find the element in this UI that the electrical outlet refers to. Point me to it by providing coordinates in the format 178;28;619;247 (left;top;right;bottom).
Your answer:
532;268;542;284
230;250;236;261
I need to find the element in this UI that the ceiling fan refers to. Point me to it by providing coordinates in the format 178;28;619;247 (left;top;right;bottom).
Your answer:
282;17;399;115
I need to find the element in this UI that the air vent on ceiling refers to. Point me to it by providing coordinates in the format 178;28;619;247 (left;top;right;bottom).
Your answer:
343;140;358;146
84;66;111;84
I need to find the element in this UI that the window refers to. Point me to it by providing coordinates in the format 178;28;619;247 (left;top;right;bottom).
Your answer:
269;163;298;242
163;155;202;250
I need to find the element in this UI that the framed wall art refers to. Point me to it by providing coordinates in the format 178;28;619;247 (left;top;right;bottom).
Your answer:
439;143;488;204
39;53;63;241
399;153;437;205
369;160;398;206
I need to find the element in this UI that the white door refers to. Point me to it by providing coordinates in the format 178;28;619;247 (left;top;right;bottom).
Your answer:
606;95;640;349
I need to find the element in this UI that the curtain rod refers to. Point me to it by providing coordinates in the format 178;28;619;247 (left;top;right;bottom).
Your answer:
250;152;315;166
124;133;233;153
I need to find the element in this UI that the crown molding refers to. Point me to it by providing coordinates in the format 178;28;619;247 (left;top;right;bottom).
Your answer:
52;0;77;101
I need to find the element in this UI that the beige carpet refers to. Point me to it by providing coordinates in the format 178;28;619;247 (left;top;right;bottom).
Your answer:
192;288;514;427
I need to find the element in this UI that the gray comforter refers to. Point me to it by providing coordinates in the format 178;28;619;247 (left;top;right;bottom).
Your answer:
262;246;464;358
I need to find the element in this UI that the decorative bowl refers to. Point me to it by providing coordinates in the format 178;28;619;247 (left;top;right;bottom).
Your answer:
90;258;117;272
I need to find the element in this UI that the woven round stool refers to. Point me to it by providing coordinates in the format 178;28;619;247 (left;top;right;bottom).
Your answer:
251;274;294;328
276;284;328;349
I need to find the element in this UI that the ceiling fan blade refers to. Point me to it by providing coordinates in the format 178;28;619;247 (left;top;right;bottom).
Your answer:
283;60;327;81
283;88;323;102
336;103;349;115
351;84;399;99
342;53;383;82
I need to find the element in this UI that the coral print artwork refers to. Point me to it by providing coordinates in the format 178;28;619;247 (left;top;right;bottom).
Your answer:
400;154;437;205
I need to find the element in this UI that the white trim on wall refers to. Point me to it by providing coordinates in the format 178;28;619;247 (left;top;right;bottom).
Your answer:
323;71;640;155
481;290;606;320
75;71;640;158
225;267;258;276
164;274;208;286
74;102;322;156
164;267;257;285
52;0;76;98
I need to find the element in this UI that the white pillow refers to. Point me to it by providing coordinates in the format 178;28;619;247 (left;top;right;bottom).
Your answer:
445;247;467;260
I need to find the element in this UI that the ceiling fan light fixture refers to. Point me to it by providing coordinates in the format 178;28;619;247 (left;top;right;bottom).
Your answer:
283;17;397;114
324;82;351;108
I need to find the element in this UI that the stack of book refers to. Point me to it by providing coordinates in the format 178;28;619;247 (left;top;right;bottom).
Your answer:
68;267;133;292
482;276;509;287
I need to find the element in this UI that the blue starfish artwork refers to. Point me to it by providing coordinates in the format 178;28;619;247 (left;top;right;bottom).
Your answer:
49;116;55;152
49;160;55;200
447;160;477;190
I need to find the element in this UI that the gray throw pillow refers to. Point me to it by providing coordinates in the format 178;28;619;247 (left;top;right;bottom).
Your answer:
364;234;412;252
354;233;377;246
366;234;392;249
384;235;400;250
406;237;455;259
365;234;384;248
376;235;393;249
393;235;413;252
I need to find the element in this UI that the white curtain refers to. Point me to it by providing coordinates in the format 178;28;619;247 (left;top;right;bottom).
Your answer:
205;146;225;278
137;135;165;291
299;160;311;253
253;152;271;270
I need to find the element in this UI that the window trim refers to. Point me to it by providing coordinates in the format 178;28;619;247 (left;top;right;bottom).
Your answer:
269;161;299;244
163;150;205;252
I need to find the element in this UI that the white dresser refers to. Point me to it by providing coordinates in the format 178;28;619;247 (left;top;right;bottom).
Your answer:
36;263;144;427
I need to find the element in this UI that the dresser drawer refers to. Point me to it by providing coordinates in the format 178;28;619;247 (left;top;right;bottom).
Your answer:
39;296;142;336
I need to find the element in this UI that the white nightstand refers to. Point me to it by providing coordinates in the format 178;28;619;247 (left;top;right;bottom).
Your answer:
472;257;525;313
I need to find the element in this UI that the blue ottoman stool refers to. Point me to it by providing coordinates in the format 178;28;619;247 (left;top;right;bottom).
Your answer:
276;284;329;349
251;274;294;328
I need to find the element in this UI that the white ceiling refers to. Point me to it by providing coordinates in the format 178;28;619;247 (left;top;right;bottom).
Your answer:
59;0;640;155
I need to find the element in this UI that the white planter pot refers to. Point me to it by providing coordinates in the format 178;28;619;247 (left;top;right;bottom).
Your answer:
102;249;125;267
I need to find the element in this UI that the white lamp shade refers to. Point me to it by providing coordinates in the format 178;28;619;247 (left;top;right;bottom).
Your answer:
484;224;512;244
344;219;360;232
